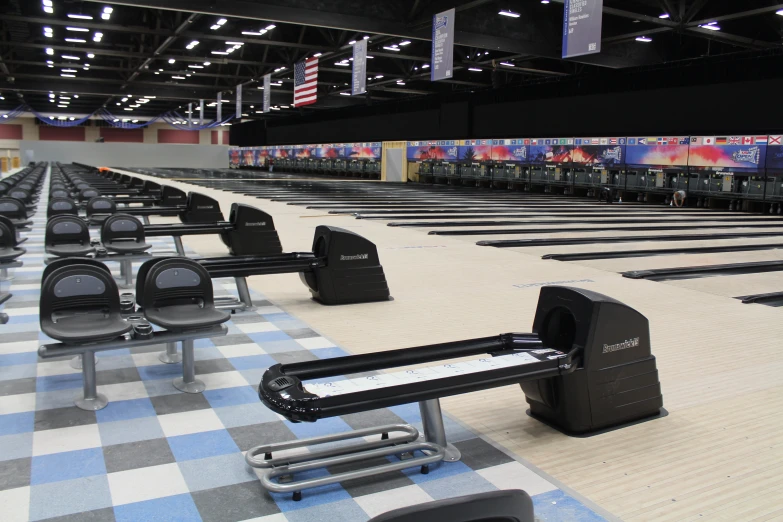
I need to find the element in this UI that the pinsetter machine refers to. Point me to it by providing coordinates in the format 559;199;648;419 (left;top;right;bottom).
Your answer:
247;286;663;500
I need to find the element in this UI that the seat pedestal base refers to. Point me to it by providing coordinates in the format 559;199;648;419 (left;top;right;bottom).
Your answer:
173;377;205;394
75;393;108;411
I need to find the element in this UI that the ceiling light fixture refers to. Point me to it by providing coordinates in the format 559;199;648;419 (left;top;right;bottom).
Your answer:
699;22;720;30
60;74;75;78
468;67;482;72
635;36;653;42
67;14;93;20
168;58;176;64
348;40;357;45
422;64;430;68
186;40;199;49
499;10;520;18
102;6;113;20
65;38;87;43
500;61;515;67
659;13;670;19
66;27;89;32
61;69;77;73
93;32;103;42
87;53;95;58
335;61;350;66
313;52;322;57
188;65;204;69
211;51;229;55
777;9;783;15
46;47;54;55
399;40;411;46
540;0;550;3
265;25;276;30
62;54;79;60
172;75;186;79
226;41;244;45
382;46;401;51
241;31;265;36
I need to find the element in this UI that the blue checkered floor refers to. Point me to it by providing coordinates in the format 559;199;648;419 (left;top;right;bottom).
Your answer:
0;176;609;522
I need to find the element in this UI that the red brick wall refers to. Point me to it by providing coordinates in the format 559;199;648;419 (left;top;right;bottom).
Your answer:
157;129;199;144
223;131;230;145
0;124;23;140
39;126;85;141
100;127;144;143
211;130;219;145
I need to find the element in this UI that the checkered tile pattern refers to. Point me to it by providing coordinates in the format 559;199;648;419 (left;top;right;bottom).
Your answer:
0;171;608;521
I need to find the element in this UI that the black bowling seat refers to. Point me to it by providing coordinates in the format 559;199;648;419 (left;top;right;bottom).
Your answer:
368;491;534;522
101;214;150;254
39;260;131;344
86;196;116;226
136;257;229;331
7;189;35;210
45;215;96;257
0;218;26;262
0;197;32;228
47;197;79;219
50;189;71;199
79;188;101;203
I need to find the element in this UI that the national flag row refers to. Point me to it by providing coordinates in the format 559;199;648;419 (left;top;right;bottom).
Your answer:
691;136;771;145
413;136;783;147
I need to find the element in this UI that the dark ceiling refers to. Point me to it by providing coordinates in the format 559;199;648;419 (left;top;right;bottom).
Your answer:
1;0;782;121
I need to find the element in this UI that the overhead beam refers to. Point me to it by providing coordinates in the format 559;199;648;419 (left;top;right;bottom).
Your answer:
125;13;199;87
688;5;783;27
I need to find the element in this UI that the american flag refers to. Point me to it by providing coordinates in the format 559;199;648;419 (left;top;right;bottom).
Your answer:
293;57;319;107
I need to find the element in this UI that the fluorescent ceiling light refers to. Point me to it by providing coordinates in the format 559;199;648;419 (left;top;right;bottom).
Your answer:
399;40;411;46
43;0;53;6
203;61;211;65
46;60;53;64
422;64;430;68
113;118;119;122
217;18;227;25
348;40;356;45
121;97;128;101
313;52;322;57
335;61;350;66
188;65;204;69
540;0;550;3
124;108;133;111
382;46;401;51
210;25;220;30
659;13;670;18
225;41;243;45
635;36;653;42
65;38;86;43
468;67;482;72
49;93;55;97
57;104;68;107
73;94;78;98
374;75;383;79
104;7;113;14
366;55;374;59
172;75;186;79
265;25;275;30
699;22;720;30
43;6;54;13
212;51;229;55
61;69;77;73
46;48;54;55
777;9;783;15
101;12;111;20
500;62;515;67
499;10;520;18
62;54;79;60
66;27;89;32
168;58;176;64
60;74;75;78
67;14;93;20
363;35;370;39
131;119;139;123
87;53;94;58
339;92;351;96
242;31;265;36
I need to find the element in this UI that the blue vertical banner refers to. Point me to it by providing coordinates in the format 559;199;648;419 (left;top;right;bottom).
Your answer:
235;84;243;118
199;99;204;124
431;8;455;82
562;0;604;59
352;39;367;95
263;74;271;113
217;92;222;121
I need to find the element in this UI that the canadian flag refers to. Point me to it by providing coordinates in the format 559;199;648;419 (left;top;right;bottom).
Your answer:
703;137;716;145
742;137;753;145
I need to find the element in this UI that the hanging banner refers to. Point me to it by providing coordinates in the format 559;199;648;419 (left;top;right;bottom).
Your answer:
352;39;367;95
431;8;455;82
199;99;204;124
187;103;192;126
562;0;603;58
263;74;271;113
235;84;243;118
217;92;223;121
